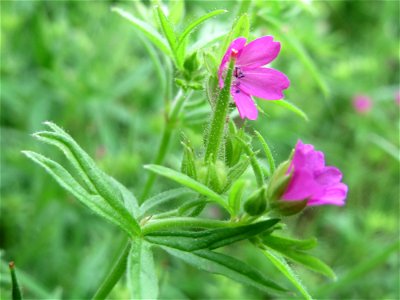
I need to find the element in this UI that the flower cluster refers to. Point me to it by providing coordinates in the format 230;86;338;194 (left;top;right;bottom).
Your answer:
219;36;348;209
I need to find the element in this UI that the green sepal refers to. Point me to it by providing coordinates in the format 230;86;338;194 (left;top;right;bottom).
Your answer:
267;160;292;202
271;199;308;216
180;140;197;180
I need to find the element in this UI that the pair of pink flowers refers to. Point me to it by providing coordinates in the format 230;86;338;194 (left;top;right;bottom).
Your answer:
219;37;347;207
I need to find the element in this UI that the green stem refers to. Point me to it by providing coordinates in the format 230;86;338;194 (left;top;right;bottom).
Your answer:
140;125;172;202
140;90;190;203
92;242;131;300
204;60;235;163
9;262;22;300
142;217;230;235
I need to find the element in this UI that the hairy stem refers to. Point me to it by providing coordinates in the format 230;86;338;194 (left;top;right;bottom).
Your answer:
204;60;234;163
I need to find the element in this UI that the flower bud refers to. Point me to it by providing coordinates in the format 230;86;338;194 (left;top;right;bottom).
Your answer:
244;186;267;216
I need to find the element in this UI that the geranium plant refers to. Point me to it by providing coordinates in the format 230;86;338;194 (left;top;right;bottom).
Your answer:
16;4;348;300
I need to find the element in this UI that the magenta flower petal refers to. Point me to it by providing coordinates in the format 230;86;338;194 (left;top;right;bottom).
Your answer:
218;37;247;88
315;167;342;185
309;183;348;206
236;36;281;69
281;170;320;201
231;88;258;120
282;141;348;207
291;140;325;171
237;68;290;100
218;36;289;120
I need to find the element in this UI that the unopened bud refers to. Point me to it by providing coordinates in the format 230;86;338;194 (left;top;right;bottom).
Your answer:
244;186;267;216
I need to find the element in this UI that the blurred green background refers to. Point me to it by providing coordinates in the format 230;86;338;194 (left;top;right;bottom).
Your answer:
1;1;399;299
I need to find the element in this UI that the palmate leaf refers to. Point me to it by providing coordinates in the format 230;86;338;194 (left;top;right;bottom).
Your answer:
145;219;280;251
22;151;138;236
24;122;141;236
128;237;158;300
144;164;231;212
262;249;312;300
159;245;287;294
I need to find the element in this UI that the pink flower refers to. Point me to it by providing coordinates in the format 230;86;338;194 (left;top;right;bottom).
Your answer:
218;36;290;120
352;94;372;114
395;91;400;106
282;140;348;206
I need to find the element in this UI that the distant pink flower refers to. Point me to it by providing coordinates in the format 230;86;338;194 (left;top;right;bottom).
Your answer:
395;91;400;106
353;94;372;114
218;36;290;120
282;140;348;206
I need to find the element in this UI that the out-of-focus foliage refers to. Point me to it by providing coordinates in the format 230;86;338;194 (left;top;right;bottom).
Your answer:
1;1;399;299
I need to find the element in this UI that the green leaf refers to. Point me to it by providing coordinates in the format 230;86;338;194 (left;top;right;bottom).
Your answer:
262;249;313;300
269;100;309;121
219;13;250;60
262;235;317;251
168;0;185;25
144;164;231;213
223;157;250;192
228;180;246;216
259;15;329;97
112;7;171;56
145;219;280;251
159;246;287;293
22;151;139;236
155;6;177;51
254;130;276;175
139;188;195;217
109;177;140;220
236;137;264;187
127;238;158;300
9;262;22;300
176;9;227;55
263;237;335;279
